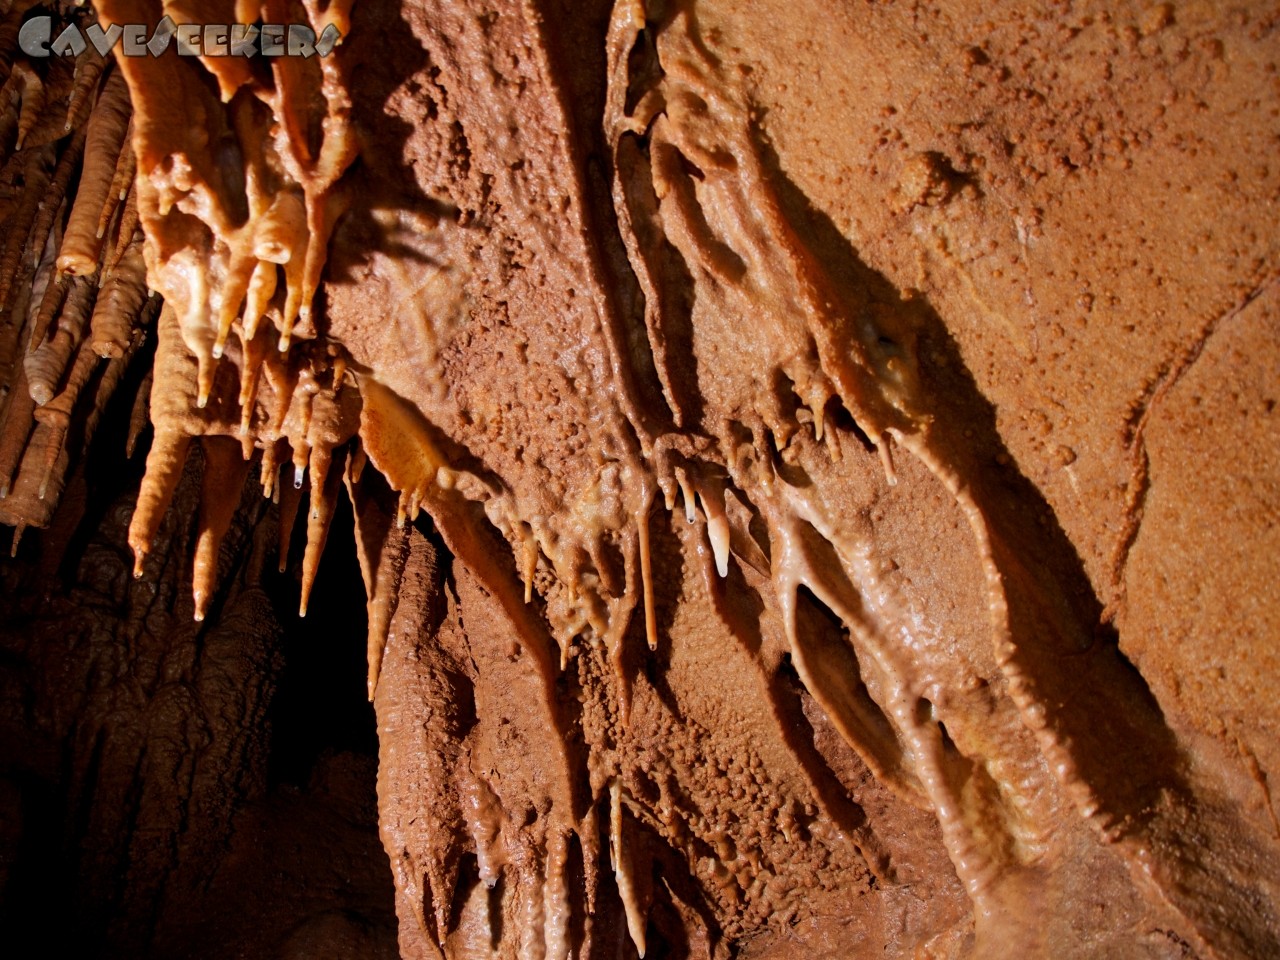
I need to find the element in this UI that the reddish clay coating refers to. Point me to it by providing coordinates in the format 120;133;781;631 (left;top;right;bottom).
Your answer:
0;1;1277;958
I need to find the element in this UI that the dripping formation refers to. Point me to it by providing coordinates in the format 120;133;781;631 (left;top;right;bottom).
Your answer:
0;4;154;551
1;1;1278;958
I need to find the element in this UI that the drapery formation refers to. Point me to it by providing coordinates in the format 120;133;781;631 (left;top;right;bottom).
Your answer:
0;1;1277;957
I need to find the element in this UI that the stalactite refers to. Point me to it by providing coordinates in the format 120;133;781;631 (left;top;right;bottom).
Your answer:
298;440;343;616
276;471;304;573
11;60;44;151
0;361;33;497
30;340;98;497
57;67;129;277
0;72;21;158
0;142;55;309
346;460;410;698
28;126;85;264
97;123;133;240
192;438;252;621
27;258;67;352
0;4;1272;959
90;236;147;358
125;366;151;459
0;210;45;385
65;43;106;132
128;428;190;576
105;188;137;273
253;188;308;351
25;276;94;404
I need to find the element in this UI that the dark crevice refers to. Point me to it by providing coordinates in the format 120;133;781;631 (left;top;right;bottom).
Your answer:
267;493;377;788
769;630;885;877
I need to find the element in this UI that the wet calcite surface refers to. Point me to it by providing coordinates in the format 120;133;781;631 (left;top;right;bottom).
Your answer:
0;1;1277;957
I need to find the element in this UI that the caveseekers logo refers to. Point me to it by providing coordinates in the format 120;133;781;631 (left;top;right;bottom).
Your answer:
19;15;342;59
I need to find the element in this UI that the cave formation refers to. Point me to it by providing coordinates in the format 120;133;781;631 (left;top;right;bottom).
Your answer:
0;1;1278;958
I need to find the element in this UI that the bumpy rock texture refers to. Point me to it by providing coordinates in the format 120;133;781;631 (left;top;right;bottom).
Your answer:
1;0;1278;957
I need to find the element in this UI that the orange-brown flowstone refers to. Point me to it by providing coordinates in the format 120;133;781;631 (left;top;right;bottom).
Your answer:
0;0;1277;958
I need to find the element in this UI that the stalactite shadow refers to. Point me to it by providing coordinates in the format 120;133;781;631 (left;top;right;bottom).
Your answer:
317;0;454;315
752;131;1186;833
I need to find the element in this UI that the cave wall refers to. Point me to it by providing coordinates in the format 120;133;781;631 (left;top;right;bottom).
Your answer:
0;1;1277;958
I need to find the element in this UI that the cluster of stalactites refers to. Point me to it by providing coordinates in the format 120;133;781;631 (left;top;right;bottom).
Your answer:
0;4;378;683
125;297;365;617
83;0;365;625
93;0;358;412
14;1;472;708
0;16;156;552
0;3;751;730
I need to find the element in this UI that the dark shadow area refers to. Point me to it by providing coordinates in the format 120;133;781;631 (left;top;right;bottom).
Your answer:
0;376;396;959
0;335;157;956
267;491;377;787
320;0;448;302
753;130;1184;830
768;606;884;871
533;0;676;436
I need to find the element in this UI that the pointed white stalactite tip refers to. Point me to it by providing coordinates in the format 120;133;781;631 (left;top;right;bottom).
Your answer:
703;506;730;579
211;341;224;360
278;335;290;353
196;392;208;410
879;434;898;487
293;465;305;489
298;600;308;618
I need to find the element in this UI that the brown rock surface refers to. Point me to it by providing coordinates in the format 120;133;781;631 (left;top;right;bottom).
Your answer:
0;1;1277;958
